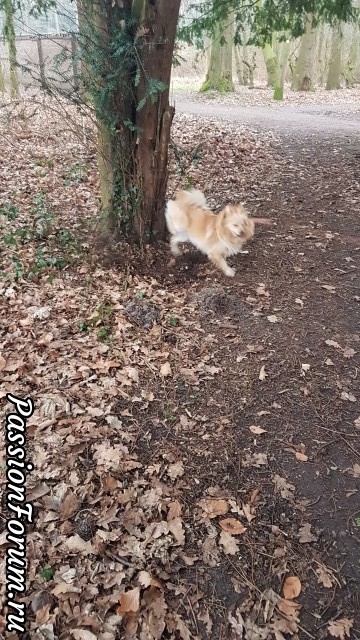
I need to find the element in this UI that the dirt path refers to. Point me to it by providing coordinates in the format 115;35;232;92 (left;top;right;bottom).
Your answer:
164;100;360;637
175;97;360;138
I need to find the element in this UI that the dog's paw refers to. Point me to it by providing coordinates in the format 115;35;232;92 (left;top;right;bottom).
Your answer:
224;267;235;277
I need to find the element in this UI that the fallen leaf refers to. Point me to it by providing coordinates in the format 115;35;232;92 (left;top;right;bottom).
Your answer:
349;463;360;478
322;284;336;292
295;298;304;308
199;498;228;519
259;365;267;381
60;492;80;520
256;284;269;297
325;358;334;366
167;500;182;520
242;503;256;523
249;425;267;435
125;615;139;637
341;391;357;402
354;416;360;429
271;614;299;639
325;339;341;349
328;618;353;639
0;355;6;371
117;587;140;613
267;315;279;323
301;363;310;372
219;518;247;535
295;451;308;462
228;610;244;636
277;598;301;619
316;564;336;588
167;461;184;480
160;362;172;377
198;609;213;634
272;475;295;500
343;347;356;359
71;631;98;640
298;523;317;543
219;530;239;555
167;613;192;640
52;582;80;596
283;576;301;600
243;452;268;467
36;603;51;626
126;366;139;382
168;517;185;545
102;474;118;490
138;570;161;589
65;535;95;555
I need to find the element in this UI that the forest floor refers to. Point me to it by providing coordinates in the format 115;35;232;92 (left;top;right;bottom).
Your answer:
0;91;359;640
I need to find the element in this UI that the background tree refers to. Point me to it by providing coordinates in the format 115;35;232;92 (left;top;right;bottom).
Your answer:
200;13;234;91
291;15;318;91
0;61;5;92
273;36;291;99
343;20;360;86
326;20;343;89
3;0;19;97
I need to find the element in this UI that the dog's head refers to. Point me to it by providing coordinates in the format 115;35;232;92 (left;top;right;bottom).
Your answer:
220;205;255;243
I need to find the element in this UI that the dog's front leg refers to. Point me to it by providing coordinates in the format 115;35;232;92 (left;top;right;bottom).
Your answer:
170;235;182;256
208;252;235;277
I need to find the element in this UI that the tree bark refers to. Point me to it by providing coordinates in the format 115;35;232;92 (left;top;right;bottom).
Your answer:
134;0;180;240
326;21;342;90
316;23;327;85
92;0;180;244
234;46;244;85
262;42;277;87
0;63;5;92
343;25;359;87
291;15;317;91
200;16;234;92
273;39;290;100
3;0;19;98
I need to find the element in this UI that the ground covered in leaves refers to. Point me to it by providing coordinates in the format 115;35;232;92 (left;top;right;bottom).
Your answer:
0;95;359;640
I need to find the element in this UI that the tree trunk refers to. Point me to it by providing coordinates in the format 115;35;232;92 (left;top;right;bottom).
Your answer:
0;63;5;92
243;52;256;88
344;26;359;87
316;23;326;85
134;1;180;239
200;16;234;92
291;15;317;91
262;42;277;87
3;0;19;98
326;21;343;90
273;39;290;100
91;0;180;244
234;46;244;85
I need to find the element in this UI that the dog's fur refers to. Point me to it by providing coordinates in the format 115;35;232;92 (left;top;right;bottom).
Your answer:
165;188;255;277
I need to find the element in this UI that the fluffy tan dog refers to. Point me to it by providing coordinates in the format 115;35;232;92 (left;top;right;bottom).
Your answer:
165;188;255;277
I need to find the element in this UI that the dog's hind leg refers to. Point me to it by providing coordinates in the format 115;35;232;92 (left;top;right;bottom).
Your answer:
208;251;235;277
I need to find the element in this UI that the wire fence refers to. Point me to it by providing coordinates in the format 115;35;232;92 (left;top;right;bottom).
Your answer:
0;33;79;94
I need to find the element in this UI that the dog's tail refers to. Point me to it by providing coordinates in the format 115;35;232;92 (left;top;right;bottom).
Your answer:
175;188;207;209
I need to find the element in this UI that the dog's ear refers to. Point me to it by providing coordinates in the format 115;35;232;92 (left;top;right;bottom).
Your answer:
241;217;255;240
221;205;232;218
